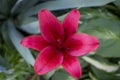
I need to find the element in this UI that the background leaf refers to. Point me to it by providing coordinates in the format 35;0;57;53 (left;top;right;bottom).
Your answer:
78;17;120;57
18;0;115;34
22;0;115;17
0;0;120;79
82;56;119;72
20;20;40;34
91;66;120;80
0;0;16;15
52;69;77;80
114;0;120;8
7;20;35;66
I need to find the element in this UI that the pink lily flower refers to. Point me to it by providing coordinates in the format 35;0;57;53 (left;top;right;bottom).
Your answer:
21;9;99;78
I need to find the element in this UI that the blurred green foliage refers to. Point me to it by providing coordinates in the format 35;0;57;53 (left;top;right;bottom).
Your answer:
0;0;120;80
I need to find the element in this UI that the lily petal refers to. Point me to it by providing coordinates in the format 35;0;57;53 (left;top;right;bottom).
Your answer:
20;35;49;51
34;46;63;75
64;33;99;56
62;9;80;36
62;54;82;78
38;9;64;44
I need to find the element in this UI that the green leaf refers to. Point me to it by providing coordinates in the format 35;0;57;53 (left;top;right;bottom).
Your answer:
0;55;9;68
11;0;24;14
13;0;38;14
18;15;38;24
78;57;89;68
19;0;115;34
18;15;39;34
44;70;56;80
0;0;16;15
0;0;9;14
7;20;35;66
89;72;98;80
22;0;115;16
19;20;40;34
52;69;77;80
79;7;119;20
0;14;5;19
78;17;120;57
1;23;16;50
82;56;119;72
114;0;120;8
91;66;120;80
0;66;5;73
79;0;115;7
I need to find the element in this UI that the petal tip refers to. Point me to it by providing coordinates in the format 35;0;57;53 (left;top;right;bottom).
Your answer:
93;36;100;49
38;9;49;15
76;71;82;78
71;9;80;17
71;66;82;78
20;38;25;46
20;37;29;47
72;9;80;13
34;60;46;75
34;64;43;75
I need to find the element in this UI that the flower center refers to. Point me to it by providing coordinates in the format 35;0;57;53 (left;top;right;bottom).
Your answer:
57;45;65;52
55;39;65;52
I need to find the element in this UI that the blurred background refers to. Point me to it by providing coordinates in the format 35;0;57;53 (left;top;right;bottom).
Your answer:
0;0;120;80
